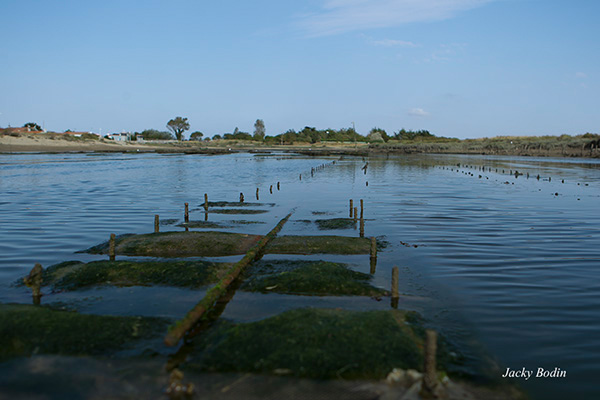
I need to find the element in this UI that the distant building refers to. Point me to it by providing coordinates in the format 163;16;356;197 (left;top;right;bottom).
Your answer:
0;127;44;134
107;132;131;141
62;131;90;137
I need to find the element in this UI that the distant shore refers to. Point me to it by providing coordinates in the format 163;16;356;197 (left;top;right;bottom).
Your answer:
1;132;598;158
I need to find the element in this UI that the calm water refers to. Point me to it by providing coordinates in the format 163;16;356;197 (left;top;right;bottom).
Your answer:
1;152;599;399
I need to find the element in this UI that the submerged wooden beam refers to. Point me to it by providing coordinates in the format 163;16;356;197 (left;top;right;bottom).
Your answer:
164;212;293;347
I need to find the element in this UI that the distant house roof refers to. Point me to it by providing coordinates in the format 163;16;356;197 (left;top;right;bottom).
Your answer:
62;131;90;135
0;127;44;134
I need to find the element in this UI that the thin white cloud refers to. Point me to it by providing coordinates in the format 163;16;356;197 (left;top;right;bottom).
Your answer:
370;39;418;47
299;0;494;37
575;72;587;79
408;108;430;117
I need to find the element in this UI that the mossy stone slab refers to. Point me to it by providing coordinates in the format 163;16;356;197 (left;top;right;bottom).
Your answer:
84;233;371;257
206;209;268;215
186;308;424;379
177;220;229;229
85;231;262;257
200;201;274;208
267;235;371;255
242;260;385;296
314;218;357;230
0;304;167;360
41;260;231;291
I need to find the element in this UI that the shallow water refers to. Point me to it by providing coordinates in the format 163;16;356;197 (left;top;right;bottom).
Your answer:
1;152;599;399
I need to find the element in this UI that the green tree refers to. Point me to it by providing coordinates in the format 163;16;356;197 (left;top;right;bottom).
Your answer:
369;127;389;142
253;119;265;141
190;131;204;141
140;129;174;140
24;122;42;131
212;134;222;140
166;117;190;141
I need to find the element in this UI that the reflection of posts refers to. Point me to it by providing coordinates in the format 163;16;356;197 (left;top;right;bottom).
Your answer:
24;263;43;305
359;218;365;238
184;203;189;222
370;237;377;274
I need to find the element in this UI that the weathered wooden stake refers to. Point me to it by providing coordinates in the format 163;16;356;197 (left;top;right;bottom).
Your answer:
256;187;259;200
204;194;209;210
184;203;189;222
109;233;116;261
277;182;280;190
154;215;160;233
299;174;302;180
359;218;364;238
421;329;441;398
269;185;273;194
24;263;43;304
391;266;399;300
240;192;244;203
353;207;358;221
349;199;353;217
360;199;364;219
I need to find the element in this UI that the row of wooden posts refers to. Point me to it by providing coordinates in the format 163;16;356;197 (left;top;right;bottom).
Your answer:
442;164;563;183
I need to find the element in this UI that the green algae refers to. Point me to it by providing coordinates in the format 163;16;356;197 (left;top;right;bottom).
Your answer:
84;232;372;257
242;260;386;296
0;304;167;360
41;260;230;291
84;231;263;257
177;220;228;229
186;308;426;379
160;218;180;226
314;218;356;230
267;235;371;255
200;201;273;208
206;209;268;215
229;220;266;225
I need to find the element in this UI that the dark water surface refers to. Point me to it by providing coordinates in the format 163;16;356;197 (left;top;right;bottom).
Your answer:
1;152;599;399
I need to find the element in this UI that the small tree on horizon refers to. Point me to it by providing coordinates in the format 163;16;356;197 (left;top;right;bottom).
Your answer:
190;131;204;141
253;119;265;141
166;117;190;140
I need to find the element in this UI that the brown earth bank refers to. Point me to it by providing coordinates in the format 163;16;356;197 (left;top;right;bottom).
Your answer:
1;132;599;158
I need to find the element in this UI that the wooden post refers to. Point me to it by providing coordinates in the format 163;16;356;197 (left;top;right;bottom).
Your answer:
349;199;353;217
359;218;364;238
109;233;116;261
269;185;273;194
277;182;280;190
421;329;442;398
391;266;399;299
24;263;44;304
154;215;159;233
204;194;209;210
184;203;189;222
360;199;364;219
353;207;358;222
370;255;377;274
299;174;302;180
256;187;259;200
240;192;244;203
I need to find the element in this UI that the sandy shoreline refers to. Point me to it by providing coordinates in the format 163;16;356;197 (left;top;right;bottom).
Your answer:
2;133;598;158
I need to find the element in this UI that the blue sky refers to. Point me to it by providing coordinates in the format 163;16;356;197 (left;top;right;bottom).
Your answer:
1;0;598;139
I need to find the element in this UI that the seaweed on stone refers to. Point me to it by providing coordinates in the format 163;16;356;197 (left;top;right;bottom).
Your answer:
206;209;268;215
267;235;371;255
41;260;231;291
0;304;168;360
177;221;228;229
314;218;356;230
242;260;386;296
185;308;427;380
83;231;263;257
199;201;274;208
